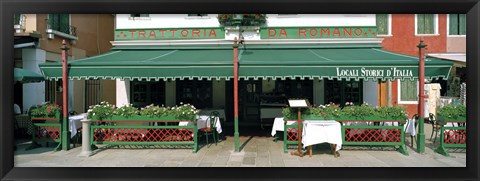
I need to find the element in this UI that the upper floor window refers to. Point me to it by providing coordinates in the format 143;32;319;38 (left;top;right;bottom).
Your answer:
376;14;391;36
48;14;71;34
448;14;466;36
129;14;150;20
188;14;208;17
398;79;418;104
415;14;438;35
130;14;149;17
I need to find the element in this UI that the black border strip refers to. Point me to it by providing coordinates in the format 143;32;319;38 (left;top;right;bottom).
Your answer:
1;0;479;180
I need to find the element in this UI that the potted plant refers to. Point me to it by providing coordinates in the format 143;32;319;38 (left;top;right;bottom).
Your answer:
87;101;115;120
339;102;376;120
376;106;408;121
307;102;342;120
437;104;466;121
29;103;61;119
217;14;267;26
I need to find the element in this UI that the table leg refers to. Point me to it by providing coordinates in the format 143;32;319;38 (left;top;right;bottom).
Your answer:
330;144;340;158
309;146;312;157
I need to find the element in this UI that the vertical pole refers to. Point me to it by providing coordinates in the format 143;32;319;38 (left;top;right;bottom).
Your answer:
416;38;427;153
61;40;71;151
233;37;240;152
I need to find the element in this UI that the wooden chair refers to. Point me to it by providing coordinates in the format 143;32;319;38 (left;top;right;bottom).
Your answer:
199;111;219;147
429;113;445;144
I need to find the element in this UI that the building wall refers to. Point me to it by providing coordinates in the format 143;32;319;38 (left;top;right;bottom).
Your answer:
23;14;115;113
381;14;448;117
22;48;46;111
446;37;466;53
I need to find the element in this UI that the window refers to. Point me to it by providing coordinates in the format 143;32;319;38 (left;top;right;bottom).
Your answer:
324;79;363;106
85;80;101;112
188;14;208;17
48;14;70;34
376;14;390;35
176;80;212;109
130;81;165;108
416;14;437;35
14;14;22;25
448;14;466;35
130;14;149;17
398;80;418;104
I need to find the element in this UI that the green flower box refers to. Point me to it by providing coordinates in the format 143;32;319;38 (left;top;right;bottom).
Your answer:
31;112;61;120
283;114;406;121
436;115;466;122
89;115;196;121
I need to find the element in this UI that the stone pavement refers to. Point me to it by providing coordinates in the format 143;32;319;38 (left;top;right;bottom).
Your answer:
14;123;466;167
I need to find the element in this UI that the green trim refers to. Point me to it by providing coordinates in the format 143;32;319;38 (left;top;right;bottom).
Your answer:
92;142;195;145
89;115;196;122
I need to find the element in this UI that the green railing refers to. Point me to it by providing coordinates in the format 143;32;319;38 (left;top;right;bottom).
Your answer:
26;116;62;151
434;119;466;156
90;119;198;153
283;119;408;155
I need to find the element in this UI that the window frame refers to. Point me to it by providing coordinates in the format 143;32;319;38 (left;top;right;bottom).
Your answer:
447;14;466;37
397;79;419;104
376;14;392;36
414;14;439;36
129;14;151;20
185;14;210;19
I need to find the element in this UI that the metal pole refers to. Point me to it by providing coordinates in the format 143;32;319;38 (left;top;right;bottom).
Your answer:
61;40;71;151
416;38;427;153
233;37;240;152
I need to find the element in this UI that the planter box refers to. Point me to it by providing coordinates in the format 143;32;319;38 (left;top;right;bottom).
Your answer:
283;114;406;121
437;115;466;122
31;112;61;120
89;115;196;121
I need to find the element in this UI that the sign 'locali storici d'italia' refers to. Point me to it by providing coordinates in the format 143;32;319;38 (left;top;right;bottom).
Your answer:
115;28;225;40
261;27;377;39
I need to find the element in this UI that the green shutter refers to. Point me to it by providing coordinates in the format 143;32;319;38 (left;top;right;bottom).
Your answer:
459;14;466;35
449;14;459;35
376;14;388;35
417;14;425;34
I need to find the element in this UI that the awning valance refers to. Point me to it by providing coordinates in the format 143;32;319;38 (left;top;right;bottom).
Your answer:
238;48;453;81
39;48;234;81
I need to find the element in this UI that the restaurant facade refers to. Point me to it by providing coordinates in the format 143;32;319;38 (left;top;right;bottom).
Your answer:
39;14;453;135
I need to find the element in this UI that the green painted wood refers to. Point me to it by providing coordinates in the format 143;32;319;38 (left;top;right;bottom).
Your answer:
89;115;196;122
93;141;195;145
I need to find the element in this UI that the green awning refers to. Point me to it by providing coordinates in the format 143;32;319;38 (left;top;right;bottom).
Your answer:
14;68;45;83
39;48;234;81
238;48;453;81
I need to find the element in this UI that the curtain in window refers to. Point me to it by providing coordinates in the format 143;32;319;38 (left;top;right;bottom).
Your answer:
417;14;434;34
400;80;417;102
449;14;459;35
459;14;466;35
376;14;389;35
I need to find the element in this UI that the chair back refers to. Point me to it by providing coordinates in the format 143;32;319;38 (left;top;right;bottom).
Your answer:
207;111;220;130
431;113;446;126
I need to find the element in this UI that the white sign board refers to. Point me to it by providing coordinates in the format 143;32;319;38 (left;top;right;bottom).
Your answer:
288;99;310;108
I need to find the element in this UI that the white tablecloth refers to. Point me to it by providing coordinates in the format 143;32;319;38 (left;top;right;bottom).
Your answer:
179;115;222;133
271;117;297;136
302;120;342;151
199;109;225;121
68;113;87;138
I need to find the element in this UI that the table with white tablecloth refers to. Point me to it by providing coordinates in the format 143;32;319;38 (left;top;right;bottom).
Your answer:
271;117;297;136
302;120;342;152
68;113;87;138
179;115;222;133
199;109;225;122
